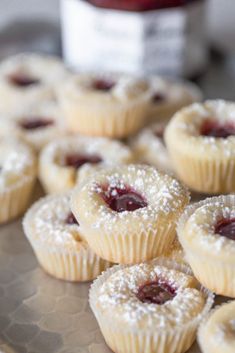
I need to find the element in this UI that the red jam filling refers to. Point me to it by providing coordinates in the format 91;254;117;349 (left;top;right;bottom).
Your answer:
137;280;176;304
65;212;79;225
65;153;102;169
152;93;165;103
8;73;40;87
200;119;235;139
92;79;115;91
215;218;235;241
101;185;147;212
19;117;54;130
88;0;196;11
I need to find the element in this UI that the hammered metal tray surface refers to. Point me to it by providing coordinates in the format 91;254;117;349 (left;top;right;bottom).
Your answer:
0;54;235;353
0;195;201;353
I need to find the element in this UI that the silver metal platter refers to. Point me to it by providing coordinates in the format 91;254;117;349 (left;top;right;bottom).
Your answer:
0;53;235;353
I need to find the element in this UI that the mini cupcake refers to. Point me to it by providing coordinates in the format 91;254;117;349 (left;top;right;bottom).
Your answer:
0;138;36;223
165;100;235;194
57;73;151;138
0;101;65;152
39;135;134;194
148;76;202;123
71;164;189;264
0;53;68;113
23;193;111;282
198;301;235;353
90;258;213;353
130;122;173;174
178;194;235;297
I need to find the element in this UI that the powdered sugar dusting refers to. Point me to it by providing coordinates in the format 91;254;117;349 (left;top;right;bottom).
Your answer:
41;135;133;168
26;193;86;250
77;165;189;232
183;197;235;254
96;261;205;330
166;100;235;157
0;139;35;189
69;73;152;102
177;195;235;261
0;52;68;85
0;102;64;151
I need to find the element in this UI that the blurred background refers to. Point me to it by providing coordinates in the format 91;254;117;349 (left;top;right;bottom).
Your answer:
0;0;235;98
0;0;235;55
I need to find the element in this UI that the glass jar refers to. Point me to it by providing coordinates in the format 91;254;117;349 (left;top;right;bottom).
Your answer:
61;0;208;77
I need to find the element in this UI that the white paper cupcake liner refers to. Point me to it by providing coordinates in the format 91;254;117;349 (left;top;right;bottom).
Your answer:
90;257;214;353
29;241;112;282
171;152;235;194
80;220;176;265
60;96;149;138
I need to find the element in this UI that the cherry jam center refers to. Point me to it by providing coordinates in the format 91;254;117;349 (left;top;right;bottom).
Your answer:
152;93;165;103
65;153;102;169
215;218;235;241
8;73;40;87
92;79;115;91
101;185;147;213
65;212;79;225
137;281;176;305
200;119;235;139
19;117;54;130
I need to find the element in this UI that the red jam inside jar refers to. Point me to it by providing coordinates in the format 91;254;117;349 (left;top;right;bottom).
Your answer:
19;118;54;130
64;153;102;169
87;0;199;11
101;185;147;212
8;73;40;87
137;280;176;304
215;218;235;241
200;119;235;139
92;79;115;91
65;212;79;225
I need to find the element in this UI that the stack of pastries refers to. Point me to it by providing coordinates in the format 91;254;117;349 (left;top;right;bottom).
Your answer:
2;52;235;353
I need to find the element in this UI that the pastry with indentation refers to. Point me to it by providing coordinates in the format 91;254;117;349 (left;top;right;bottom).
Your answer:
71;164;190;264
0;53;68;113
23;193;111;281
0;101;65;152
165;100;235;194
39;135;134;194
90;258;213;353
178;194;235;297
58;73;152;138
148;76;202;123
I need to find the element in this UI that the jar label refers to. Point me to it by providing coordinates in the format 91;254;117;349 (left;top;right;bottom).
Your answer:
61;0;207;76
